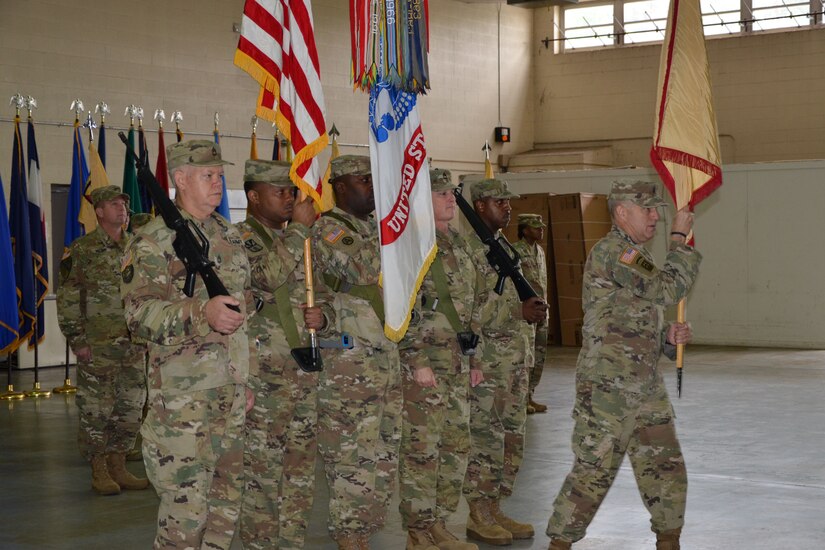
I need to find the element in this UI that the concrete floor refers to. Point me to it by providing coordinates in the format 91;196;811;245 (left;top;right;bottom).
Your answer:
1;345;824;549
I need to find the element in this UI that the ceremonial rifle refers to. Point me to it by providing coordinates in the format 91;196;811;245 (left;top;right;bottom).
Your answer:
453;186;537;301
118;131;240;312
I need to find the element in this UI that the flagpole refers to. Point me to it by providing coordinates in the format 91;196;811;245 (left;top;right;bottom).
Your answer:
53;342;77;394
0;354;25;400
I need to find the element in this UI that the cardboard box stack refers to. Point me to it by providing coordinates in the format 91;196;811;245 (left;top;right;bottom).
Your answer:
549;193;612;346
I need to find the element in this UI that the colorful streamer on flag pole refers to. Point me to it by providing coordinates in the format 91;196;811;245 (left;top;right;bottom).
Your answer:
650;0;722;396
351;0;435;341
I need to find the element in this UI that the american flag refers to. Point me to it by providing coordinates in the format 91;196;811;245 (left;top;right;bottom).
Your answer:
620;247;639;265
234;0;327;204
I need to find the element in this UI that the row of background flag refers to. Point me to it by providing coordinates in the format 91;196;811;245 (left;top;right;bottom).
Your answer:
0;105;344;356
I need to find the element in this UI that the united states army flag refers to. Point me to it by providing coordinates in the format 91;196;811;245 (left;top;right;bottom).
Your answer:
369;80;436;342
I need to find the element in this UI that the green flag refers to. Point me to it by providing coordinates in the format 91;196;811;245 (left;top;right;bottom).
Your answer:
122;125;143;213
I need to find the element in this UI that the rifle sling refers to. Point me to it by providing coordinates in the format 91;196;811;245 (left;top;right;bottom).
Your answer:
322;273;384;325
429;252;466;334
320;211;385;323
247;217;302;349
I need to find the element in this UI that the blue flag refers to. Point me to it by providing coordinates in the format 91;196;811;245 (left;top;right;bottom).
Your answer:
99;122;106;170
0;173;19;354
27;117;48;346
65;120;89;248
213;129;231;219
9;116;36;349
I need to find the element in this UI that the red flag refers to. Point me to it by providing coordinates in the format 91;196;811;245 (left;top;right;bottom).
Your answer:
651;0;722;211
156;126;169;197
235;0;327;205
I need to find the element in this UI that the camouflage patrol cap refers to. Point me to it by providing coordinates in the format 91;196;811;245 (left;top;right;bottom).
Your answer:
609;179;668;208
470;178;520;202
330;155;371;181
90;185;129;207
166;139;234;170
243;159;293;187
430;168;457;192
517;213;546;228
130;212;153;229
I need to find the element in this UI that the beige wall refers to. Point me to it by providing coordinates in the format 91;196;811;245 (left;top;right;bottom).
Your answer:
0;1;533;187
532;9;825;166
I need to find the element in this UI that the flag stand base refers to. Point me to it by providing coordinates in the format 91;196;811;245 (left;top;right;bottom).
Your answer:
24;382;51;398
53;379;77;394
0;384;26;400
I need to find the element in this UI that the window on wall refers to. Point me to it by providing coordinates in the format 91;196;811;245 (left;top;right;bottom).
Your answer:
556;0;825;52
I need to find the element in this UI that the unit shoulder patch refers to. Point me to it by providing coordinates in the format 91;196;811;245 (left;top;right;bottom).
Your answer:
244;238;263;253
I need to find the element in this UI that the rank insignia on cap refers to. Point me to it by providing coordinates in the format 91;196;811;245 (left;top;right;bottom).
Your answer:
325;228;345;244
619;247;639;265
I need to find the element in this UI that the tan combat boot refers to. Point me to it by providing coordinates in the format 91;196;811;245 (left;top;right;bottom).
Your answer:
430;519;479;550
335;533;363;550
528;396;547;413
548;539;572;550
106;453;149;490
656;528;681;550
466;498;513;546
90;454;121;495
406;528;440;550
489;500;534;539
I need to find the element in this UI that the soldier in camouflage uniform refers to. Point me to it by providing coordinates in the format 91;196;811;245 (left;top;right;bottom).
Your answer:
398;169;481;550
546;180;700;550
236;159;335;550
57;185;148;496
462;178;547;546
513;213;550;414
311;155;401;550
121;140;256;550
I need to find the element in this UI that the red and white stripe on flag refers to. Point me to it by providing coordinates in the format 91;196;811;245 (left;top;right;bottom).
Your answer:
235;0;327;204
369;83;436;342
651;0;722;211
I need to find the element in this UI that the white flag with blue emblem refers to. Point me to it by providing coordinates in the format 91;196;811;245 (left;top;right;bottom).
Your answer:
369;80;436;342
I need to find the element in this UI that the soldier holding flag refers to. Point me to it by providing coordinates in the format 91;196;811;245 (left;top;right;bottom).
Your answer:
545;180;699;550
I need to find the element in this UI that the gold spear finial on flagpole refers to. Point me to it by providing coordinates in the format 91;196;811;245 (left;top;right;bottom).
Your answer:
251;114;258;133
135;106;145;128
95;101;110;124
70;99;85;123
124;104;137;127
214;111;220;133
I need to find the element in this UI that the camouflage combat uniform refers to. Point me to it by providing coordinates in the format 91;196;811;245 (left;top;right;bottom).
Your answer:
462;230;533;503
57;226;146;461
546;225;701;543
237;214;334;550
312;205;402;540
512;236;549;397
122;210;254;550
398;224;479;530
